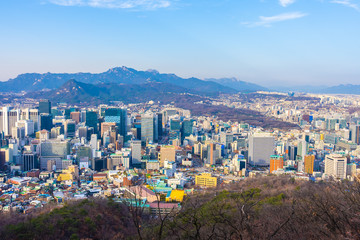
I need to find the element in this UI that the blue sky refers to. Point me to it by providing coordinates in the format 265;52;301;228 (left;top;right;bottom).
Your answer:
1;0;360;87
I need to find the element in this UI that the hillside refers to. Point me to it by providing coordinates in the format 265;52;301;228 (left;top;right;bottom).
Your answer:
0;67;239;95
26;79;206;105
24;80;298;129
1;176;360;239
207;77;267;92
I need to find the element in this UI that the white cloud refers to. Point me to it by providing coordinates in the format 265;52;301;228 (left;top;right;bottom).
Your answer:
48;0;172;9
243;12;307;27
331;0;360;11
279;0;296;7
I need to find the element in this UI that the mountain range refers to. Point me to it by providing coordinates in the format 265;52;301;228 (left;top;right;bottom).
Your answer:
320;84;360;95
206;77;268;92
271;84;360;95
3;67;359;96
0;67;264;95
26;79;205;104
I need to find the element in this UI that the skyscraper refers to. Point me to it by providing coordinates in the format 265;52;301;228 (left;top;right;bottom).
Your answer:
350;124;360;144
70;112;81;124
90;134;98;150
181;119;193;140
85;111;98;134
248;134;275;166
131;140;142;165
141;114;154;144
16;120;34;136
101;122;117;138
159;145;176;167
0;107;20;136
104;108;127;137
157;113;163;140
39;100;51;114
64;120;76;138
40;114;53;131
170;119;181;131
207;143;218;165
78;126;88;140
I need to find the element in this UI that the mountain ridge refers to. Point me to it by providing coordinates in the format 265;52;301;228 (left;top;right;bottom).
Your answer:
0;67;266;94
26;79;206;104
206;77;268;92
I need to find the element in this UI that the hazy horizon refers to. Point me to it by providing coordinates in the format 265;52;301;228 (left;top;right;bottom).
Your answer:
0;66;351;89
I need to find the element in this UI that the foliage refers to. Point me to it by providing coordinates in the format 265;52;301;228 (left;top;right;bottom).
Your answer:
1;176;360;239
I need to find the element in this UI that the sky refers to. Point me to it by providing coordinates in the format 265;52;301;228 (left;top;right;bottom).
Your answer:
1;0;360;87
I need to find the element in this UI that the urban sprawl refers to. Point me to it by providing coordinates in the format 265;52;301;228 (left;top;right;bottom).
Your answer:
1;92;360;214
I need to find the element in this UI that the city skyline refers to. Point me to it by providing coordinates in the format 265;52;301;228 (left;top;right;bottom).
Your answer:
1;0;360;87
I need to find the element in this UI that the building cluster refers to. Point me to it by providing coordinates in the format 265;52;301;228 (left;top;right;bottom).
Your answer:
1;95;360;213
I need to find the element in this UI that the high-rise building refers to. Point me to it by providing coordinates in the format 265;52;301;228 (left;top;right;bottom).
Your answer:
39;100;51;114
16;120;34;136
21;108;40;132
206;143;220;165
350;124;360;144
0;107;20;136
40;114;53;131
248;134;275;166
90;134;98;150
64;109;71;119
325;154;347;180
12;127;25;139
141;114;154;144
131;140;142;165
156;113;163;140
159;145;176;167
39;140;71;170
22;152;38;171
181;119;193;140
51;126;62;139
270;155;284;173
326;118;338;131
64;120;76;138
0;150;5;171
109;128;118;144
70;112;81;124
80;110;86;123
85;111;98;134
104;108;127;137
233;154;246;172
101;122;117;138
304;155;315;174
287;145;298;161
170;119;181;131
298;140;308;159
163;109;178;125
220;132;233;149
78;126;88;140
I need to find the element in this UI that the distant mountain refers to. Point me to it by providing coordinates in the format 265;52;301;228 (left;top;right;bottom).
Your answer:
26;79;205;104
205;78;267;92
321;84;360;95
269;85;328;93
1;67;238;95
269;84;360;95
